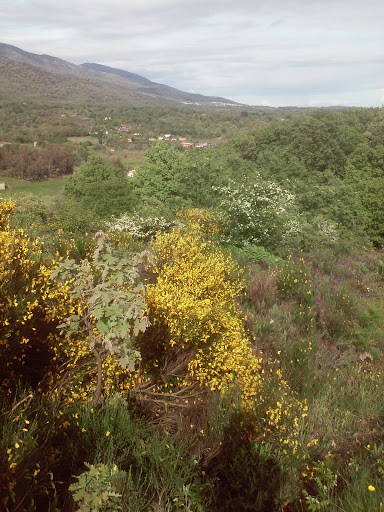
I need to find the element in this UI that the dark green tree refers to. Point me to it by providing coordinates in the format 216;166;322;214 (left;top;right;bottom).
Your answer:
64;156;136;218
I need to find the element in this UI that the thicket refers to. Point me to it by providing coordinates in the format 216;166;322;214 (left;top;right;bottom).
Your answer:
1;106;384;511
235;108;384;246
0;143;75;180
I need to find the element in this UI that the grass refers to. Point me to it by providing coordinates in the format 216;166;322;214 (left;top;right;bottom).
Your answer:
89;147;147;169
0;175;66;197
117;149;147;168
67;136;99;145
240;249;384;510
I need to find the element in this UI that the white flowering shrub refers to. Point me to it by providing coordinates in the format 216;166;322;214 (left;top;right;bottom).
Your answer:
281;214;338;248
214;177;296;247
315;217;338;244
106;214;179;241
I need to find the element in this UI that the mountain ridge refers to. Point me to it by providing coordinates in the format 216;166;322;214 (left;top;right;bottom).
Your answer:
0;42;238;106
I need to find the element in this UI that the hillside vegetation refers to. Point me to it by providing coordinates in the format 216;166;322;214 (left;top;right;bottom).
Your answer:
0;106;383;511
0;43;236;106
0;57;179;106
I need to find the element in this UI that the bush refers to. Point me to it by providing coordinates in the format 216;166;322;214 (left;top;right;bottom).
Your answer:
214;178;296;249
69;463;124;512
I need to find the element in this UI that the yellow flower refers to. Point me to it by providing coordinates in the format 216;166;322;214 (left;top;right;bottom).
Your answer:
15;442;20;449
106;431;111;437
368;485;376;492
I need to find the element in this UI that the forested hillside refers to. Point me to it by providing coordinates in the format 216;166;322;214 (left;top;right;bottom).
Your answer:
1;106;383;511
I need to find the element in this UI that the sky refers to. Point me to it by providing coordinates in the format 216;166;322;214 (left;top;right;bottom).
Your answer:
1;0;384;107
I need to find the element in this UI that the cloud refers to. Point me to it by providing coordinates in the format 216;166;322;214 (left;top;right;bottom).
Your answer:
1;0;384;106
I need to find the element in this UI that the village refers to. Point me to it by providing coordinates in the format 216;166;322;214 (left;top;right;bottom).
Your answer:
117;122;218;149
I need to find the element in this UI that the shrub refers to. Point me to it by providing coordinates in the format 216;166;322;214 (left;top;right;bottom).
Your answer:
213;177;296;248
69;462;124;512
106;213;179;241
145;211;307;459
0;200;73;390
146;211;263;400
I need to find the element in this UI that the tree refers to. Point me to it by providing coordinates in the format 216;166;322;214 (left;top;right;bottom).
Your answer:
133;141;184;213
53;232;149;404
64;156;136;218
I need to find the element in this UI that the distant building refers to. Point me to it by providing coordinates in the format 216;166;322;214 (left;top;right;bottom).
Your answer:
0;181;5;190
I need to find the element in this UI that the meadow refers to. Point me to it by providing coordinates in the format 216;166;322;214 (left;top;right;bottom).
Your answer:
0;175;66;196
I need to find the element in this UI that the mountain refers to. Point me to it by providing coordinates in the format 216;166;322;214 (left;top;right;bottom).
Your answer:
0;43;237;106
79;62;235;104
0;57;178;106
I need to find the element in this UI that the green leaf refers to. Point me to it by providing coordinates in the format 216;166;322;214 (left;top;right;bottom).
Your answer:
113;271;124;285
72;489;86;502
96;319;109;334
91;306;105;319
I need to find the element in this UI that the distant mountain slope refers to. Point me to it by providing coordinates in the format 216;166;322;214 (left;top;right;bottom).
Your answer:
0;57;177;105
80;62;236;104
80;63;160;86
0;42;237;105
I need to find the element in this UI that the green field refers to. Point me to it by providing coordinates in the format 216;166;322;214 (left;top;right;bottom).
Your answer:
0;175;66;197
88;147;147;169
67;136;99;145
117;148;146;168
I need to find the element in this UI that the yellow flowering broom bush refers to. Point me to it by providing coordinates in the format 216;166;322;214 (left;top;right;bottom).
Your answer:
0;200;143;426
146;210;306;451
0;200;74;390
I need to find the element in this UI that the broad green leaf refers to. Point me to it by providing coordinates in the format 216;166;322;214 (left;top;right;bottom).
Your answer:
96;319;109;334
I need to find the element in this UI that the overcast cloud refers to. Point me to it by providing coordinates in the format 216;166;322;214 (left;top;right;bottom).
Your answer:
1;0;384;106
